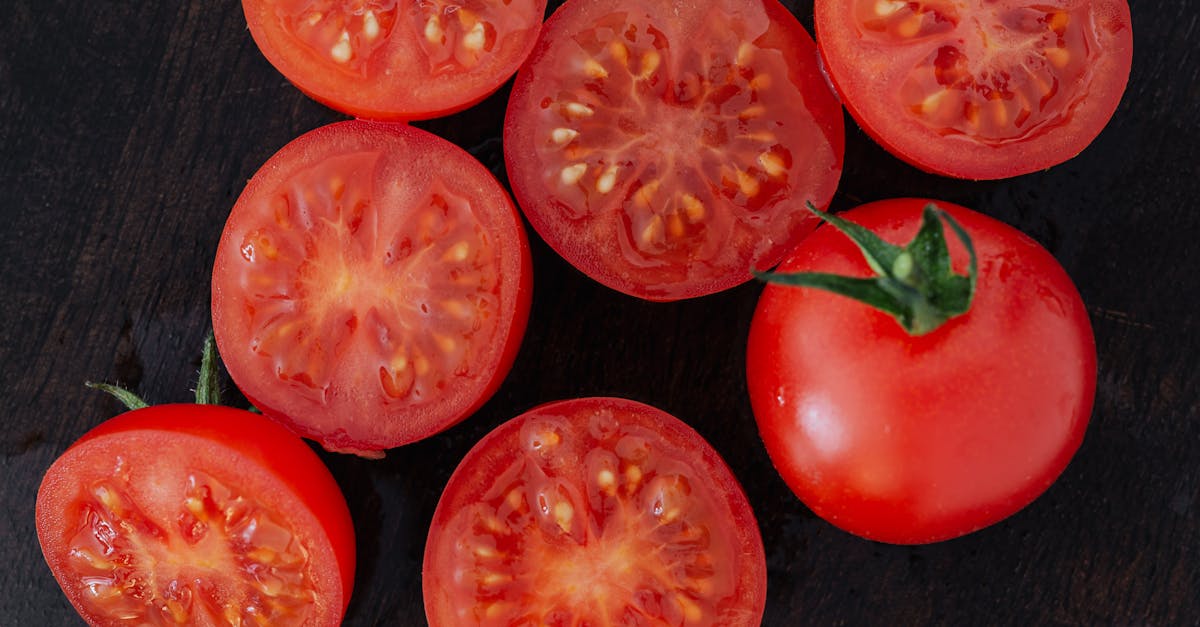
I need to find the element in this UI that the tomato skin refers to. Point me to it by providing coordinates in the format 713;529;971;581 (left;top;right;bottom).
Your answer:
242;0;548;120
815;0;1133;179
36;404;355;626
746;199;1096;543
504;0;844;300
423;397;766;626
212;121;532;455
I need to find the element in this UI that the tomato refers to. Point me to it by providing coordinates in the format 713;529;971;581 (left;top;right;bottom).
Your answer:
211;121;531;456
814;0;1133;179
746;198;1096;544
503;0;844;300
241;0;548;120
36;404;355;626
423;397;766;625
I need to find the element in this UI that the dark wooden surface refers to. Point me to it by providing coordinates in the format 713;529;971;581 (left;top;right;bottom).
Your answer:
2;1;1196;625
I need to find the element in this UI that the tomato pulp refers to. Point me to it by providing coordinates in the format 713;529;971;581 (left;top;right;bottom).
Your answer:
815;0;1133;179
423;397;766;625
242;0;548;120
212;121;531;456
504;0;844;300
747;199;1096;543
36;405;355;626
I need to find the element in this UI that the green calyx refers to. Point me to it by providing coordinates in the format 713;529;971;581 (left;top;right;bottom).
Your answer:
757;203;978;336
86;332;223;410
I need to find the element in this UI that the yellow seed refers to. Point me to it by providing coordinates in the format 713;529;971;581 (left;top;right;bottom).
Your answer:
597;469;616;491
667;213;685;238
736;170;760;197
329;175;345;198
363;10;380;40
424;15;444;44
609;40;630;66
551;127;579;145
184;495;205;518
749;74;771;91
248;547;277;564
1045;46;1070;68
678;595;704;623
414;355;430;376
739;131;776;143
507;489;524;510
1049;11;1069;32
680;194;706;222
596;165;619;193
330;30;352;63
634;180;660;208
462;21;486;52
434;334;457;353
95;486;122;515
640;50;661;77
564;102;595;118
481;516;507;533
897;14;922;38
443;241;470;262
875;0;906;16
640;215;663;244
553;501;574;531
442;299;471;319
918;88;949;115
626;465;643;486
480;571;510;586
736;42;755;65
485;602;511;619
584;58;608;79
392;354;408;371
560;163;587;185
992;100;1009;127
739;105;766;120
305;12;323;26
758;151;786;177
166;598;188;623
474;544;498;558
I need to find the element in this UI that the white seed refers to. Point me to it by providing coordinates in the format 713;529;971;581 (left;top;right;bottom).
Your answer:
424;15;444;44
443;241;470;262
462;21;486;52
919;88;949;114
875;0;906;16
564;102;594;118
363;10;380;40
758;151;786;177
330;30;352;64
596;165;619;193
584;58;608;79
305;12;323;26
560;163;587;185
597;469;616;490
550;127;579;145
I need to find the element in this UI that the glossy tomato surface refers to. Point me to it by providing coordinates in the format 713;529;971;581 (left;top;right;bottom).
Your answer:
747;199;1097;544
35;404;355;626
423;397;766;625
815;0;1133;179
504;0;844;301
242;0;547;120
212;121;531;456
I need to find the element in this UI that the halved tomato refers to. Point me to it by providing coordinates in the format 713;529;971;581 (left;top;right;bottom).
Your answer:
36;404;355;626
503;0;844;300
242;0;548;120
211;121;531;456
815;0;1133;179
423;397;766;625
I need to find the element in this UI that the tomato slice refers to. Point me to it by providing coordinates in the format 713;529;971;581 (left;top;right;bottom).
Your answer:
423;398;766;625
815;0;1133;179
242;0;548;120
503;0;844;301
211;121;531;456
36;405;355;626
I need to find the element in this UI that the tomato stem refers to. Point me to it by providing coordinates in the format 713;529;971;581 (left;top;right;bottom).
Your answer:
84;382;149;411
756;203;977;335
195;332;221;405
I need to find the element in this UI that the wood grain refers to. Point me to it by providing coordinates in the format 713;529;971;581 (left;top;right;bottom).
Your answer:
1;0;1195;625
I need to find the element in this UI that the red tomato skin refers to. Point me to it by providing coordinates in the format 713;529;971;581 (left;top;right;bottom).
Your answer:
241;0;548;121
814;1;1133;180
746;199;1096;543
211;121;533;454
35;404;355;626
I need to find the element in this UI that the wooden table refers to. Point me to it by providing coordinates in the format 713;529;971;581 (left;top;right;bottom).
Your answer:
2;1;1195;624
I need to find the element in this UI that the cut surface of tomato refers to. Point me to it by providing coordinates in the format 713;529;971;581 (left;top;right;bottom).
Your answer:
815;0;1133;179
504;0;844;300
36;405;355;626
212;121;531;455
242;0;548;120
423;397;766;626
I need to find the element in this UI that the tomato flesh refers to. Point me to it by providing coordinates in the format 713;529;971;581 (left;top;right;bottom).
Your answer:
212;121;531;455
816;0;1133;179
36;405;354;626
423;398;766;625
504;0;844;300
243;0;547;120
746;199;1097;543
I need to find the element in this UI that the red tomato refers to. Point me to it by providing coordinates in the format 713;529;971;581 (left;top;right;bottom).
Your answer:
423;397;766;625
815;0;1133;179
36;404;355;626
504;0;844;300
211;121;531;456
242;0;548;120
746;199;1096;544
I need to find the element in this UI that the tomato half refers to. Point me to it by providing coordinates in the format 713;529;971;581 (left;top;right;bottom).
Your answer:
242;0;548;120
503;0;844;300
815;0;1133;179
746;199;1096;544
423;397;766;625
36;404;355;626
211;121;531;456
